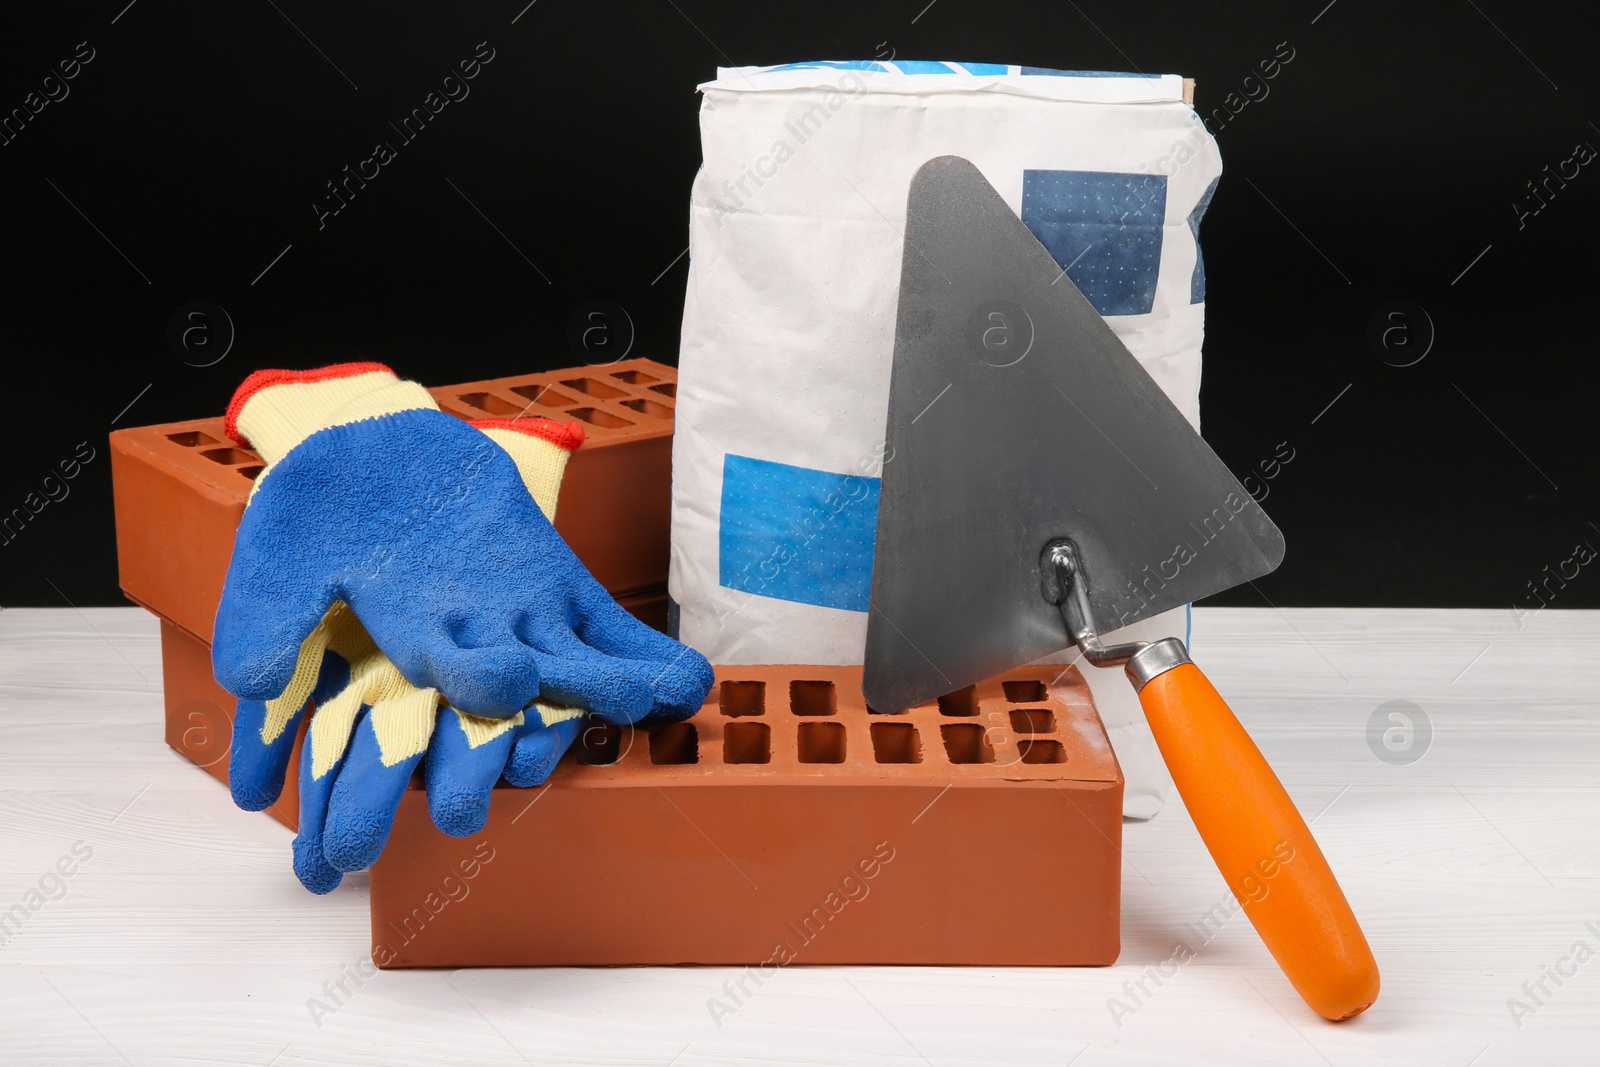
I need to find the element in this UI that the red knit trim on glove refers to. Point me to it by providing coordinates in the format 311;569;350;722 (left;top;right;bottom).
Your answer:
224;362;396;447
470;417;585;452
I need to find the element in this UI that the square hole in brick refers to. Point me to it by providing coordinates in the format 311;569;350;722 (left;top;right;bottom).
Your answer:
561;377;627;399
201;447;256;465
569;407;633;428
797;721;846;763
649;722;698;765
509;384;578;408
575;717;621;765
650;382;677;398
1019;738;1066;764
237;465;264;481
937;686;978;716
720;680;765;716
789;680;836;716
166;430;219;448
724;722;770;764
621;397;674;419
870;722;921;764
611;369;658;384
941;723;994;764
458;391;522;416
1002;679;1048;702
1010;709;1056;734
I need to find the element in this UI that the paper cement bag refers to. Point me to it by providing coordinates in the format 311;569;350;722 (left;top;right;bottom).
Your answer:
669;61;1222;817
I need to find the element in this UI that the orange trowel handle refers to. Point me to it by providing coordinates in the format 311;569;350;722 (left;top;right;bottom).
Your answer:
1138;660;1380;1021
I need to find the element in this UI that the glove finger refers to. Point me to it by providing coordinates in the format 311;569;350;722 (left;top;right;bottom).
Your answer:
385;634;542;720
322;689;436;873
291;714;348;895
425;709;523;837
525;640;657;725
504;715;583;788
568;595;715;721
229;699;302;811
229;650;350;811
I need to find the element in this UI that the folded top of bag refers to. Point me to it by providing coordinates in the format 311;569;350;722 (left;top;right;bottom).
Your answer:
703;61;1187;104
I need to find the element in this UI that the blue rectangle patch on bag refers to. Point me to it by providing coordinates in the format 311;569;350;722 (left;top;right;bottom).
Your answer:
1020;169;1167;316
1019;67;1159;78
1188;176;1219;304
718;454;880;612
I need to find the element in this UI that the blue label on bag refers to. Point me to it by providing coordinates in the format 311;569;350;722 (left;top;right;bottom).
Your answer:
718;454;880;612
1020;169;1168;317
1019;67;1159;78
1188;176;1218;304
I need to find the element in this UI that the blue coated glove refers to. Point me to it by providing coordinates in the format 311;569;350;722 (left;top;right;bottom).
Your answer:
219;372;711;891
212;362;711;724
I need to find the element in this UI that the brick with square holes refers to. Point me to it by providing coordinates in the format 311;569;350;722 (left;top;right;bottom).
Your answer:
368;663;1122;966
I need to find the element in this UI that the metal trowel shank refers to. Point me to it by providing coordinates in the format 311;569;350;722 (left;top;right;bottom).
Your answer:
862;155;1285;713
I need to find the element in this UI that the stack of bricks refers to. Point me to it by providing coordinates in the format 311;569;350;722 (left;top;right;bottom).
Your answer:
109;357;1124;966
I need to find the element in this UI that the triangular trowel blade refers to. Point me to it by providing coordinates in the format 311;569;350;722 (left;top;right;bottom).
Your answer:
862;156;1285;713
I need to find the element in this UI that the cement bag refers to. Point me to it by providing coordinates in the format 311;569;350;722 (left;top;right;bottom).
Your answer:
669;61;1222;818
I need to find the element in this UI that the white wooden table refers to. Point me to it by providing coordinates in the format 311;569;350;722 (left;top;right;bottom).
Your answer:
2;606;1595;1065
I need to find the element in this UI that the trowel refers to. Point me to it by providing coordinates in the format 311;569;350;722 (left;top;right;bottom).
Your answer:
863;156;1379;1020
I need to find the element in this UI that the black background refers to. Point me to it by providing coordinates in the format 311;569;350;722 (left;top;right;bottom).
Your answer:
0;0;1593;611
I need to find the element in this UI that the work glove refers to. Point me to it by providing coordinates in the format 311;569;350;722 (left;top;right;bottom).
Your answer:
218;364;711;891
230;415;605;891
212;361;711;722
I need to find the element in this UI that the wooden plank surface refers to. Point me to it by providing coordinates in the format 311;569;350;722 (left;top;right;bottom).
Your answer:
2;606;1596;1065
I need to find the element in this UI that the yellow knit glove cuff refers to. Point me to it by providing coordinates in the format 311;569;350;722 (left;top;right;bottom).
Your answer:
224;362;436;470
